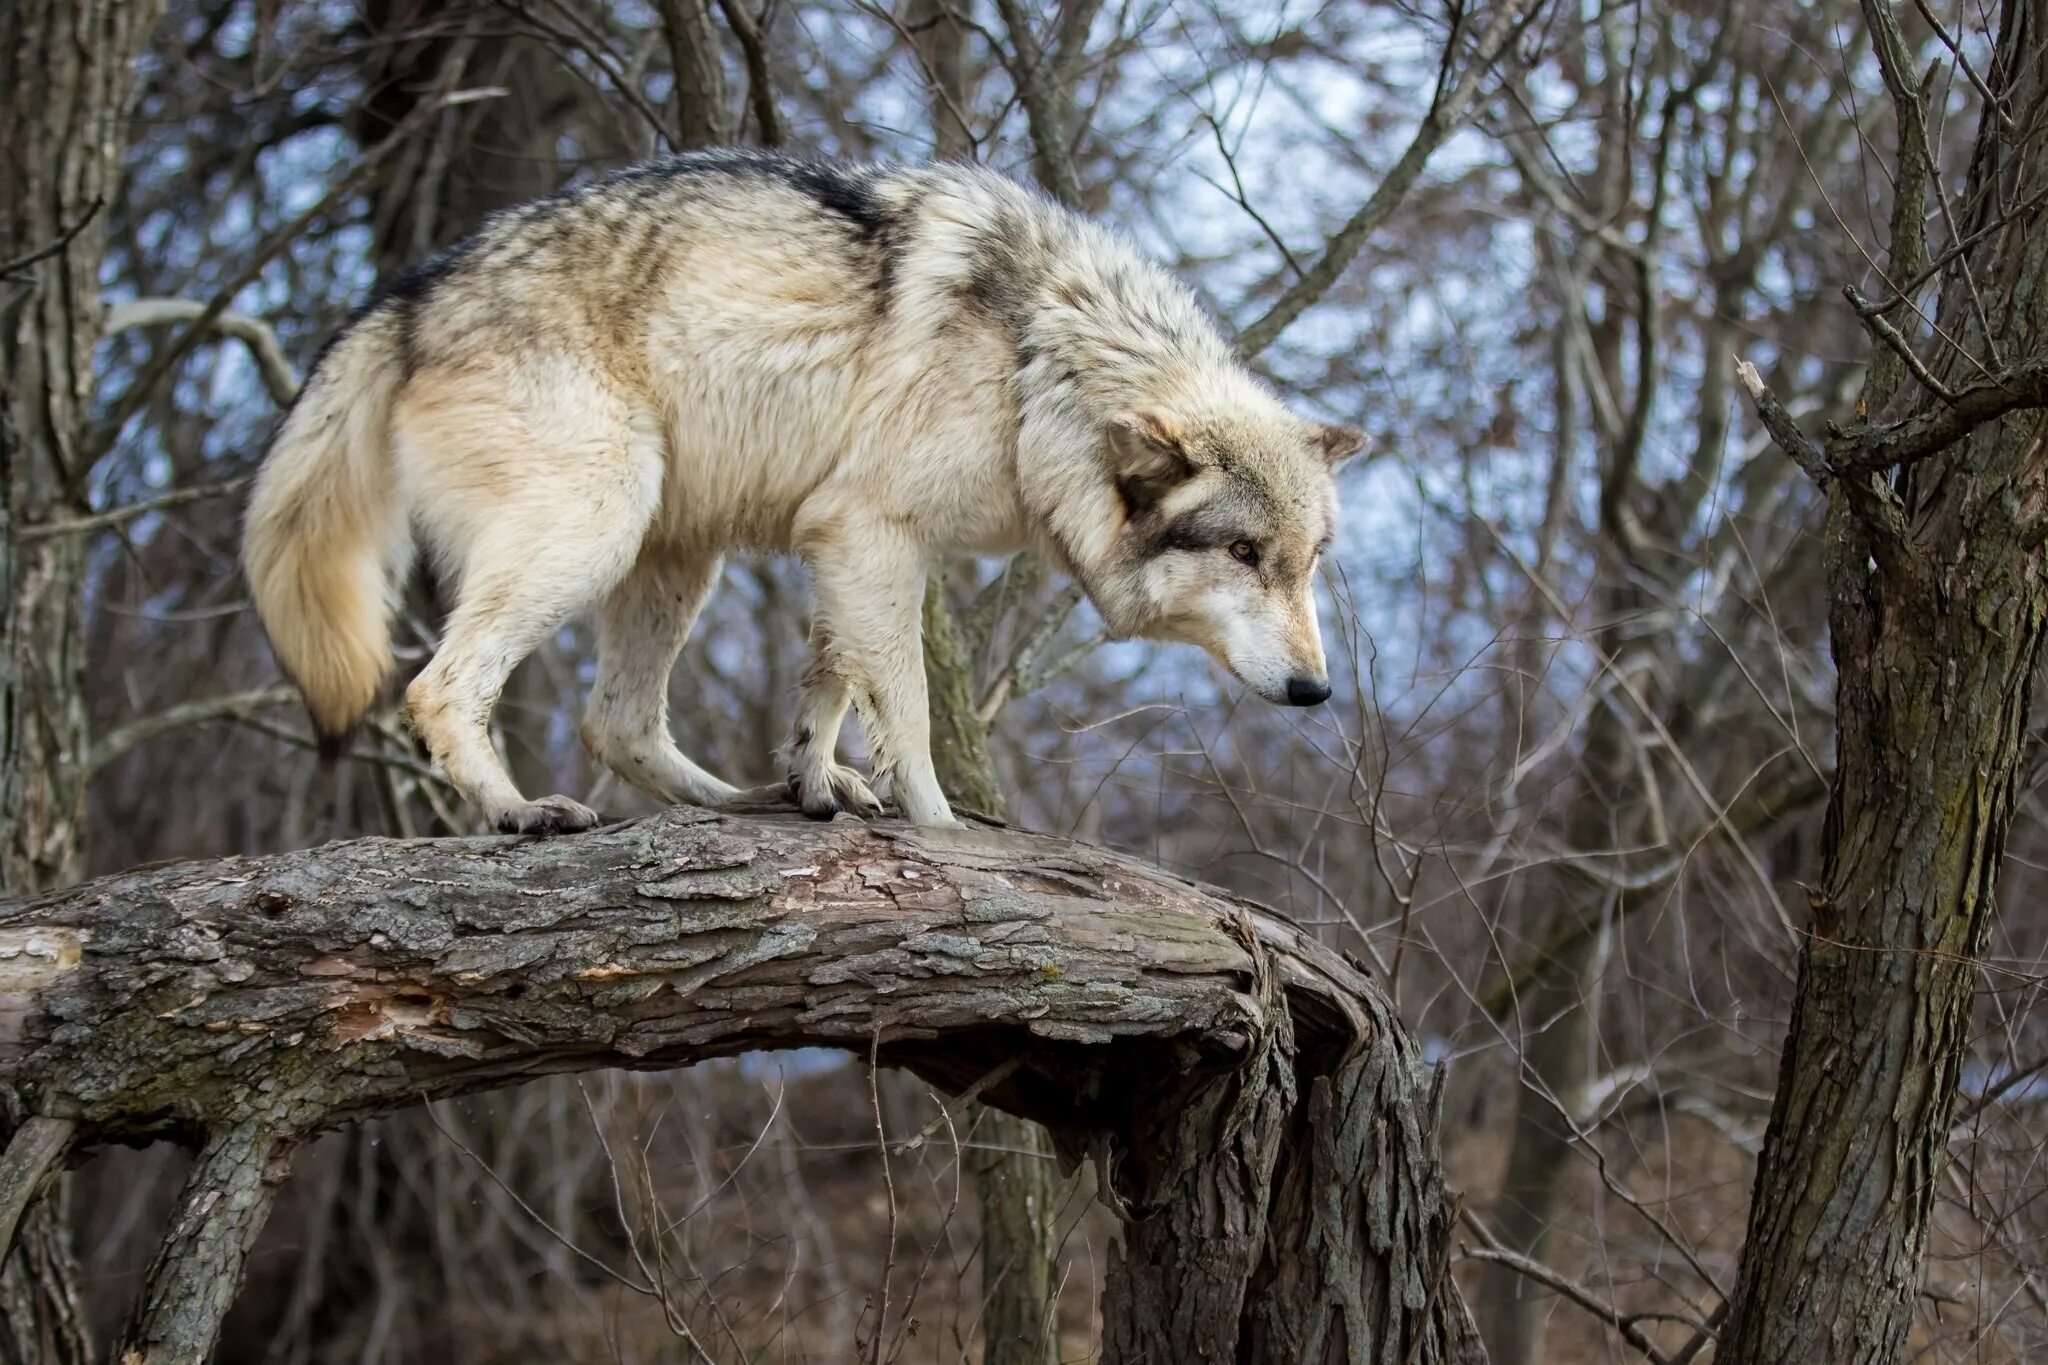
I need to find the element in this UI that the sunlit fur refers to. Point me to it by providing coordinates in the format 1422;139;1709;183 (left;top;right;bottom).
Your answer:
242;150;1362;832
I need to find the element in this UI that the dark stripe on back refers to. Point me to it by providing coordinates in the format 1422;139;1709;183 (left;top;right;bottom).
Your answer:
305;150;904;392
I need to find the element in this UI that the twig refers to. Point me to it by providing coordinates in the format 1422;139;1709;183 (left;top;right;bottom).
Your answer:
1847;188;2048;317
892;1057;1025;1153
1459;1208;1706;1364
1197;113;1304;279
21;475;251;542
0;197;105;281
423;1097;660;1297
507;0;674;143
1842;285;1956;403
853;0;983;158
89;686;299;775
104;297;301;405
0;1117;73;1267
1911;0;2014;130
1234;0;1546;357
92;72;502;461
867;1030;900;1365
885;1095;962;1365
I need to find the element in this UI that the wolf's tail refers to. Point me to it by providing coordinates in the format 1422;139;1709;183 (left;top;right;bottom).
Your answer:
242;313;411;757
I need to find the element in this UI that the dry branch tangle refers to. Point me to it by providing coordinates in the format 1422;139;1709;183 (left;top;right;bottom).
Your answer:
0;809;1482;1362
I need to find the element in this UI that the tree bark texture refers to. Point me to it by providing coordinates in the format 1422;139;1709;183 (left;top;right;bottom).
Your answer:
921;571;1060;1365
111;1124;295;1364
1;3;165;1361
1;0;162;891
1723;2;2048;1359
0;809;1483;1364
657;0;734;148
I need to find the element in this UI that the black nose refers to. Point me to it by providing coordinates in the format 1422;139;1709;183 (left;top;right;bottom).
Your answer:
1286;677;1332;707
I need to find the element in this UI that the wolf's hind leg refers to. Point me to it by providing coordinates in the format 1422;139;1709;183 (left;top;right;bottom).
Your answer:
786;663;882;819
408;573;623;835
401;381;661;834
798;513;956;826
582;546;739;807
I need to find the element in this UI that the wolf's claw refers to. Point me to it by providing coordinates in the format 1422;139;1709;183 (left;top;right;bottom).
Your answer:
497;794;602;835
788;763;885;820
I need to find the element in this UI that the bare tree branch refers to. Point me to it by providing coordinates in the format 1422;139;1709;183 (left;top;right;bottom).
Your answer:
103;297;300;405
0;197;103;284
88;686;299;775
1460;1209;1701;1365
1234;0;1546;357
989;0;1102;208
656;0;734;148
90;75;504;464
1740;353;2048;478
713;0;785;147
19;475;250;542
0;1118;73;1267
1831;365;2048;473
111;1123;295;1365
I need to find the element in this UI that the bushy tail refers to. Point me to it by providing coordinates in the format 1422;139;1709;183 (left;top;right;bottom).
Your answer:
242;315;410;756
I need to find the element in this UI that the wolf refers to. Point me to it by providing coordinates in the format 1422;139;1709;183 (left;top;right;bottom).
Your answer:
242;150;1361;832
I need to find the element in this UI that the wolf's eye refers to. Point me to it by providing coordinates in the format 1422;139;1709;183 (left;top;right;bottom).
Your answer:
1228;540;1260;567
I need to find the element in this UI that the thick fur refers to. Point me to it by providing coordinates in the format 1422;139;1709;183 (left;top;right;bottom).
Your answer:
243;313;411;753
242;151;1360;832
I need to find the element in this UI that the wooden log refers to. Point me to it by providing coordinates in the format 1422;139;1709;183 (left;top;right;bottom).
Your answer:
0;808;1483;1363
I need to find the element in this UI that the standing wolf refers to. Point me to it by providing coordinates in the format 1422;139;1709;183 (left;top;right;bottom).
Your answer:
243;151;1360;832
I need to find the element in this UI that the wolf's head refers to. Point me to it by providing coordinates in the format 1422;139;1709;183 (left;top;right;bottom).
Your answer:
1076;393;1364;707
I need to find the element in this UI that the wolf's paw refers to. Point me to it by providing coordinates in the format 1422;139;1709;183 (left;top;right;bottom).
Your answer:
496;794;602;836
789;762;884;821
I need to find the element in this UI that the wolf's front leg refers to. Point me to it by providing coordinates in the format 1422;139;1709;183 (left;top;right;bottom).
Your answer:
798;516;957;827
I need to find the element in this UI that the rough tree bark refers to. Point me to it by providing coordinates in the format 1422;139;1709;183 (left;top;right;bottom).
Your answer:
1726;1;2048;1358
1;2;165;1361
0;809;1484;1365
922;577;1062;1365
0;0;161;894
657;0;734;148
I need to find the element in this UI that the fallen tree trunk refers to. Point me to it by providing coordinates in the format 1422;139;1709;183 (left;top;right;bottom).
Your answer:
0;808;1482;1364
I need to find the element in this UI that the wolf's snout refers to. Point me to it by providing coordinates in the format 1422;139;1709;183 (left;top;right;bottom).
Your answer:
1285;677;1331;707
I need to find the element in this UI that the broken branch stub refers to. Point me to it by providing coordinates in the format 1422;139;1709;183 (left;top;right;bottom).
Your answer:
0;808;1481;1363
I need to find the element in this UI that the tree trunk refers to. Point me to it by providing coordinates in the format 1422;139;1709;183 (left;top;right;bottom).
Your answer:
0;808;1483;1364
1477;579;1637;1365
1724;2;2048;1358
1477;906;1606;1364
923;573;1061;1365
0;0;161;892
0;3;163;1361
658;0;734;149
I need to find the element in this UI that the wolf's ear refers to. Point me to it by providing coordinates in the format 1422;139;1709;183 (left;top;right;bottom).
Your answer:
1107;410;1196;508
1315;423;1367;468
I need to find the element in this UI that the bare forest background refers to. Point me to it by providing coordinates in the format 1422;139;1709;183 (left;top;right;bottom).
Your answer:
4;0;2048;1361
